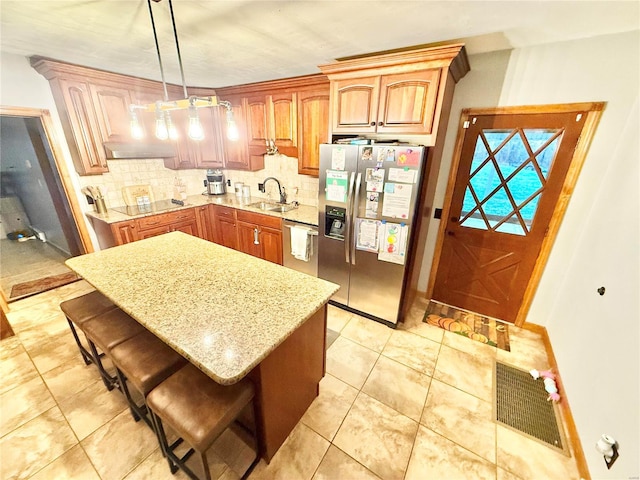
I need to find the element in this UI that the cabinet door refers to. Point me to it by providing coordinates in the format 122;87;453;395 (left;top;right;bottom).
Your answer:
222;96;263;171
297;88;329;177
58;79;108;174
194;205;215;242
260;227;283;265
89;83;133;143
376;69;441;134
245;94;269;149
271;92;297;155
130;86;165;141
194;107;226;169
330;77;380;133
163;108;197;169
211;206;238;249
237;221;262;258
110;221;138;245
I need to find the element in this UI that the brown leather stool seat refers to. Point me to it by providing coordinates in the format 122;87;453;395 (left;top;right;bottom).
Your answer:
146;364;258;480
109;330;187;428
81;308;145;390
60;290;117;367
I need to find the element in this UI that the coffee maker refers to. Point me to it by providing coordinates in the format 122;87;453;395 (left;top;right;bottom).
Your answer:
205;169;226;195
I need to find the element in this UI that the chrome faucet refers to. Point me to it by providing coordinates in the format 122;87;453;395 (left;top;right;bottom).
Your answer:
258;177;287;204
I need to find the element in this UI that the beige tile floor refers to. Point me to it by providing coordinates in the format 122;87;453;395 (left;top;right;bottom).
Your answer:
0;281;582;480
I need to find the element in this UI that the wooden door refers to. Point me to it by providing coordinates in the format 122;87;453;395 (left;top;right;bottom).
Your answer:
89;83;133;143
297;88;329;176
432;107;598;324
212;206;238;249
376;69;440;135
58;78;108;174
331;77;380;133
237;221;262;258
260;227;283;265
271;92;297;156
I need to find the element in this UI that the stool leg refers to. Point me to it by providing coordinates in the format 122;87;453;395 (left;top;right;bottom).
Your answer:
115;368;143;423
151;410;179;475
66;319;92;365
200;451;212;480
87;339;117;391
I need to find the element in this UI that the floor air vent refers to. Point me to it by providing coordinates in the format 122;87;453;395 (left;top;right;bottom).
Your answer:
495;361;567;454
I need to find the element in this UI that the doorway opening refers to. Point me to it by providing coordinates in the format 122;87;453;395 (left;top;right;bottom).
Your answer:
426;103;604;326
0;107;92;302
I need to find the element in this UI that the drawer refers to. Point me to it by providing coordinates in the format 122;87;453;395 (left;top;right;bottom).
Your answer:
211;205;237;219
137;208;196;230
236;210;282;229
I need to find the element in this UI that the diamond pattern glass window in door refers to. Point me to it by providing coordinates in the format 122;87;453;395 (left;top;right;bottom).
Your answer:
460;129;562;235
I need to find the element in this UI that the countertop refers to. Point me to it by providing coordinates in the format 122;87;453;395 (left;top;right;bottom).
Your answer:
86;193;319;227
66;231;338;385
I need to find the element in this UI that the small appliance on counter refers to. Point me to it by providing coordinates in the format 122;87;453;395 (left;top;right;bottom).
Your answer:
204;169;226;195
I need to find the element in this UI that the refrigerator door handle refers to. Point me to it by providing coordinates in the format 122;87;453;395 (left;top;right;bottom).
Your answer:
351;172;362;265
344;171;356;263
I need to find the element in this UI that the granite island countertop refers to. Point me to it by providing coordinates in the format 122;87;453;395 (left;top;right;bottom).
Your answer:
66;231;338;385
86;192;319;227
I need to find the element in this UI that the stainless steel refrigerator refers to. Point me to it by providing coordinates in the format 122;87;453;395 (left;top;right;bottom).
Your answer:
318;143;427;326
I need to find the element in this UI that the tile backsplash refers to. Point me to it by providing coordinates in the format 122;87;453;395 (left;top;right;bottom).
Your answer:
77;154;319;209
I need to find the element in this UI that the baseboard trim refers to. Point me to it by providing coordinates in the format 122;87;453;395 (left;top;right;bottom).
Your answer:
522;322;591;480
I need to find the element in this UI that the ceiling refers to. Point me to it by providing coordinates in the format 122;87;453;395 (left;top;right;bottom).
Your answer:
1;1;638;89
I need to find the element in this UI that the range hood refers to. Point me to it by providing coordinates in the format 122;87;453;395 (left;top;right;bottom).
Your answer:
103;142;176;159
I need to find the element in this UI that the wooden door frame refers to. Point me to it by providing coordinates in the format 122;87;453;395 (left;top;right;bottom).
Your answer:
0;106;94;313
426;102;604;327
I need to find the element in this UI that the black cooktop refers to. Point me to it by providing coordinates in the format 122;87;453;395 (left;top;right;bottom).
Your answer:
111;199;188;216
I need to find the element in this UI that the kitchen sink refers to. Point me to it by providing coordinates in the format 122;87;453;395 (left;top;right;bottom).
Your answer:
247;201;297;213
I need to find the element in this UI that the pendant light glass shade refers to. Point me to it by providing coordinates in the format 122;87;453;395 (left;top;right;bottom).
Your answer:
226;108;239;141
130;110;144;139
165;111;178;140
188;103;204;140
155;107;169;140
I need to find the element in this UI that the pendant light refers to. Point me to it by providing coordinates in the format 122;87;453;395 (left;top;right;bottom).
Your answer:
129;0;237;142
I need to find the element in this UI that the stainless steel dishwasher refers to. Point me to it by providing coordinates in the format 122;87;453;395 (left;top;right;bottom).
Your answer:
282;220;318;277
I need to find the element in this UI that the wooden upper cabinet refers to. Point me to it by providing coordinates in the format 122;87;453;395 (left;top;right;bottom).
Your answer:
56;78;109;174
217;74;328;175
246;91;297;158
89;83;134;143
330;70;440;135
377;70;440;134
319;43;470;145
297;88;330;177
221;95;264;171
331;77;380;133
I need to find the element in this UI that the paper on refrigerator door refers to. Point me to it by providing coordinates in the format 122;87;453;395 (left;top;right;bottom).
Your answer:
388;167;418;184
356;219;380;252
331;147;346;170
325;170;349;203
378;222;409;265
381;183;412;219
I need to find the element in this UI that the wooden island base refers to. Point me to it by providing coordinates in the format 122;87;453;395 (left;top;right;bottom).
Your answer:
249;306;326;462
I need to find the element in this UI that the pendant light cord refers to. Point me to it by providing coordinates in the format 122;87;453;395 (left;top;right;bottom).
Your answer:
167;0;189;99
146;0;169;102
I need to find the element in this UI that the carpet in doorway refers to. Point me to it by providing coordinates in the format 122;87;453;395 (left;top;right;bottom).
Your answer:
495;361;567;453
10;272;79;299
422;300;510;351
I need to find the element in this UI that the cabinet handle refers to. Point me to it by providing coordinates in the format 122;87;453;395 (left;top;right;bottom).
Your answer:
253;227;260;245
370;121;376;126
378;121;383;126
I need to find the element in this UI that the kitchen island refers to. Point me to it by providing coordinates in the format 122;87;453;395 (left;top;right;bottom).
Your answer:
66;231;338;461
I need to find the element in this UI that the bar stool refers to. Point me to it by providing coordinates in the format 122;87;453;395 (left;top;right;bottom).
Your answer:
81;308;146;390
109;330;187;428
146;364;259;480
60;290;117;366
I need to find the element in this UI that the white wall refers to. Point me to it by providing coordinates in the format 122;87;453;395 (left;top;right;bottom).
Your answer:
421;31;639;478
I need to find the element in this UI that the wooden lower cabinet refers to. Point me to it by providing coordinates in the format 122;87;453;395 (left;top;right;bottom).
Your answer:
236;210;283;264
92;205;283;265
211;205;239;250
